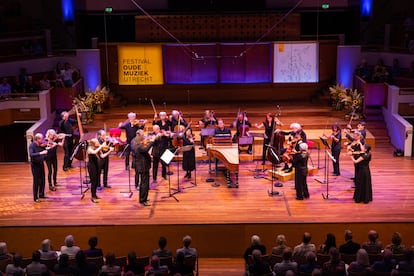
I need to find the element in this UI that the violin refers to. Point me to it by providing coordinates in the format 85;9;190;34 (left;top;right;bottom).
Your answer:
131;119;147;127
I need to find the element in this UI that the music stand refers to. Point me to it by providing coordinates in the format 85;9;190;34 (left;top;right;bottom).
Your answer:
249;132;266;175
315;137;330;184
119;144;133;198
322;150;337;200
160;148;179;202
266;145;283;196
180;145;197;189
70;141;89;199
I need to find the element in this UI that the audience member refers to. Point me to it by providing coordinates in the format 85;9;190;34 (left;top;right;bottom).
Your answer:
100;252;121;276
171;251;193;276
83;236;103;258
243;235;266;263
272;234;288;255
338;229;360;255
0;78;11;96
39;238;57;260
62;62;75;87
321;247;346;276
355;59;370;80
319;233;336;254
347;248;370;274
392;247;414;274
273;247;298;275
60;234;81;259
299;251;320;274
386;232;405;254
146;255;169;276
39;73;51;91
53;253;74;275
0;242;13;261
18;67;29;88
371;249;396;273
5;253;24;276
293;232;316;259
176;235;197;257
25;251;48;276
11;76;23;93
152;236;172;257
372;58;389;82
71;250;99;276
125;251;145;275
362;230;382;254
54;62;64;87
24;76;39;93
247;249;271;276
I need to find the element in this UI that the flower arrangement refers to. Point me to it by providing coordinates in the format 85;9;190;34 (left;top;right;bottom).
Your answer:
73;85;109;123
329;84;364;120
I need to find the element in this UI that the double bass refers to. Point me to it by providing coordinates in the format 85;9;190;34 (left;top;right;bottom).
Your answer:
266;113;284;164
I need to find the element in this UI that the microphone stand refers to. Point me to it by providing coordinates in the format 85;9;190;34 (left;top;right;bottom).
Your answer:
119;144;133;198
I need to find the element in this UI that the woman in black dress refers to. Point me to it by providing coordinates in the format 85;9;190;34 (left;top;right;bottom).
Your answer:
352;144;372;204
255;113;283;165
182;128;195;179
323;123;342;176
292;142;310;200
87;138;112;203
131;130;154;206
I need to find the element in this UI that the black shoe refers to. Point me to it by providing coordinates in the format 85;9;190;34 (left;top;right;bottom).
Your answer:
167;171;173;175
247;150;252;155
104;185;112;188
350;177;355;180
282;164;289;170
141;201;151;206
63;167;68;172
94;196;102;199
285;167;293;173
34;199;41;203
135;186;140;191
125;166;129;171
295;197;304;200
97;186;103;191
91;198;99;203
49;186;56;192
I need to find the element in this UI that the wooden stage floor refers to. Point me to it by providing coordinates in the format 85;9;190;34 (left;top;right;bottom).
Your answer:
1;102;414;269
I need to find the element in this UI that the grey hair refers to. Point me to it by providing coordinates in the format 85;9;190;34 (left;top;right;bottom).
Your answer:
64;235;74;247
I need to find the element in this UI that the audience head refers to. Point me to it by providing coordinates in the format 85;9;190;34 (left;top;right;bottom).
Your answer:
276;234;286;246
127;251;137;265
324;233;337;248
252;249;262;262
368;230;379;243
305;251;317;264
183;235;192;248
41;239;52;252
151;255;160;269
158;236;167;250
32;250;41;262
282;247;293;261
13;253;22;267
328;247;341;264
217;119;225;129
251;235;261;246
88;236;98;249
391;232;402;246
312;268;322;276
285;270;295;276
64;235;75;247
303;232;312;244
356;248;369;266
105;252;116;266
383;249;393;262
59;253;69;266
344;230;353;241
0;242;8;255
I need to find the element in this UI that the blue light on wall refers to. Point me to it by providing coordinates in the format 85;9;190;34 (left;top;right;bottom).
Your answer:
360;0;373;17
61;0;74;23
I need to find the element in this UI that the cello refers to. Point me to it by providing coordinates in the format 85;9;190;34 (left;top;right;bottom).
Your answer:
73;105;86;161
266;112;284;164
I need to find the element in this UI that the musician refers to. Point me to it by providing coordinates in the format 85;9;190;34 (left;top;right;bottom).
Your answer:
255;113;283;165
347;131;364;186
151;124;168;182
170;110;188;131
322;124;342;176
215;119;232;137
118;112;145;171
292;142;310;200
44;129;64;191
86;138;113;203
231;112;253;154
131;130;154;206
278;123;307;172
345;121;366;145
351;144;373;204
182;128;196;179
199;110;217;149
97;130;111;189
59;111;77;172
29;133;48;203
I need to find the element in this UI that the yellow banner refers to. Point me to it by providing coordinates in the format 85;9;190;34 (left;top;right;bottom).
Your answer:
118;45;164;85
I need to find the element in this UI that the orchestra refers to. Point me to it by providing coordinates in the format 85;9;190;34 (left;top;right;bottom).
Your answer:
29;106;371;204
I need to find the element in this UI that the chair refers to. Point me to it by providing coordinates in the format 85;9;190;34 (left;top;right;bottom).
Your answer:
183;255;198;276
136;256;150;272
0;258;11;273
40;258;58;271
87;256;104;268
159;255;173;270
293;254;308;265
341;254;357;265
316;253;330;266
268;254;283;269
114;256;127;269
392;254;404;264
21;258;32;269
368;254;383;265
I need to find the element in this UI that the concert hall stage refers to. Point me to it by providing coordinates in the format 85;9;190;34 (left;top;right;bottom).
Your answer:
0;102;413;274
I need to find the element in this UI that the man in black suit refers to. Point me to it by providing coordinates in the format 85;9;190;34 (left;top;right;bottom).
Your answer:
29;133;48;202
59;111;77;171
339;229;361;255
